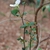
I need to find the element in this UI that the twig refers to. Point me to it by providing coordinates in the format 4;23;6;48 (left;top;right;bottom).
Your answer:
34;0;44;49
21;3;26;50
0;18;21;24
36;35;50;50
29;26;32;50
38;24;42;43
35;2;50;17
35;23;42;50
40;35;50;43
34;1;50;50
43;2;50;6
0;17;30;24
38;23;50;34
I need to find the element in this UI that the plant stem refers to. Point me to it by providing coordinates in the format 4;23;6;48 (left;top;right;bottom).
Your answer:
21;3;26;50
35;13;39;48
29;26;32;50
30;34;31;50
34;0;45;49
24;28;26;50
21;17;26;50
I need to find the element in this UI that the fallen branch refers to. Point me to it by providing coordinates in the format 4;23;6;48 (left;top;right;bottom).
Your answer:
36;35;50;50
40;35;50;43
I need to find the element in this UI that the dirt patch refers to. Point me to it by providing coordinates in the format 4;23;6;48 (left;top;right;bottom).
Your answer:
0;0;50;50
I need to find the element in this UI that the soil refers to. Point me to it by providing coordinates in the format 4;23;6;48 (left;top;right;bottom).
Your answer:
0;0;50;50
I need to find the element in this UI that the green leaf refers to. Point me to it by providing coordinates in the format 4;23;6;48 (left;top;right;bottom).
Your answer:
37;0;40;4
11;9;19;16
38;48;42;50
28;22;35;26
20;23;28;28
33;37;37;41
22;48;25;50
31;28;36;32
22;47;27;50
17;37;21;40
25;30;29;34
36;0;41;7
32;34;37;41
20;22;35;28
42;6;46;12
23;12;27;15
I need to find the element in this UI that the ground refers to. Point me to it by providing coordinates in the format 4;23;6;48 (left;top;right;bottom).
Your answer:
0;0;50;50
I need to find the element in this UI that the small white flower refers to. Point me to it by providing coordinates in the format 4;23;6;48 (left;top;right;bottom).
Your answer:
21;37;23;39
10;0;21;7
